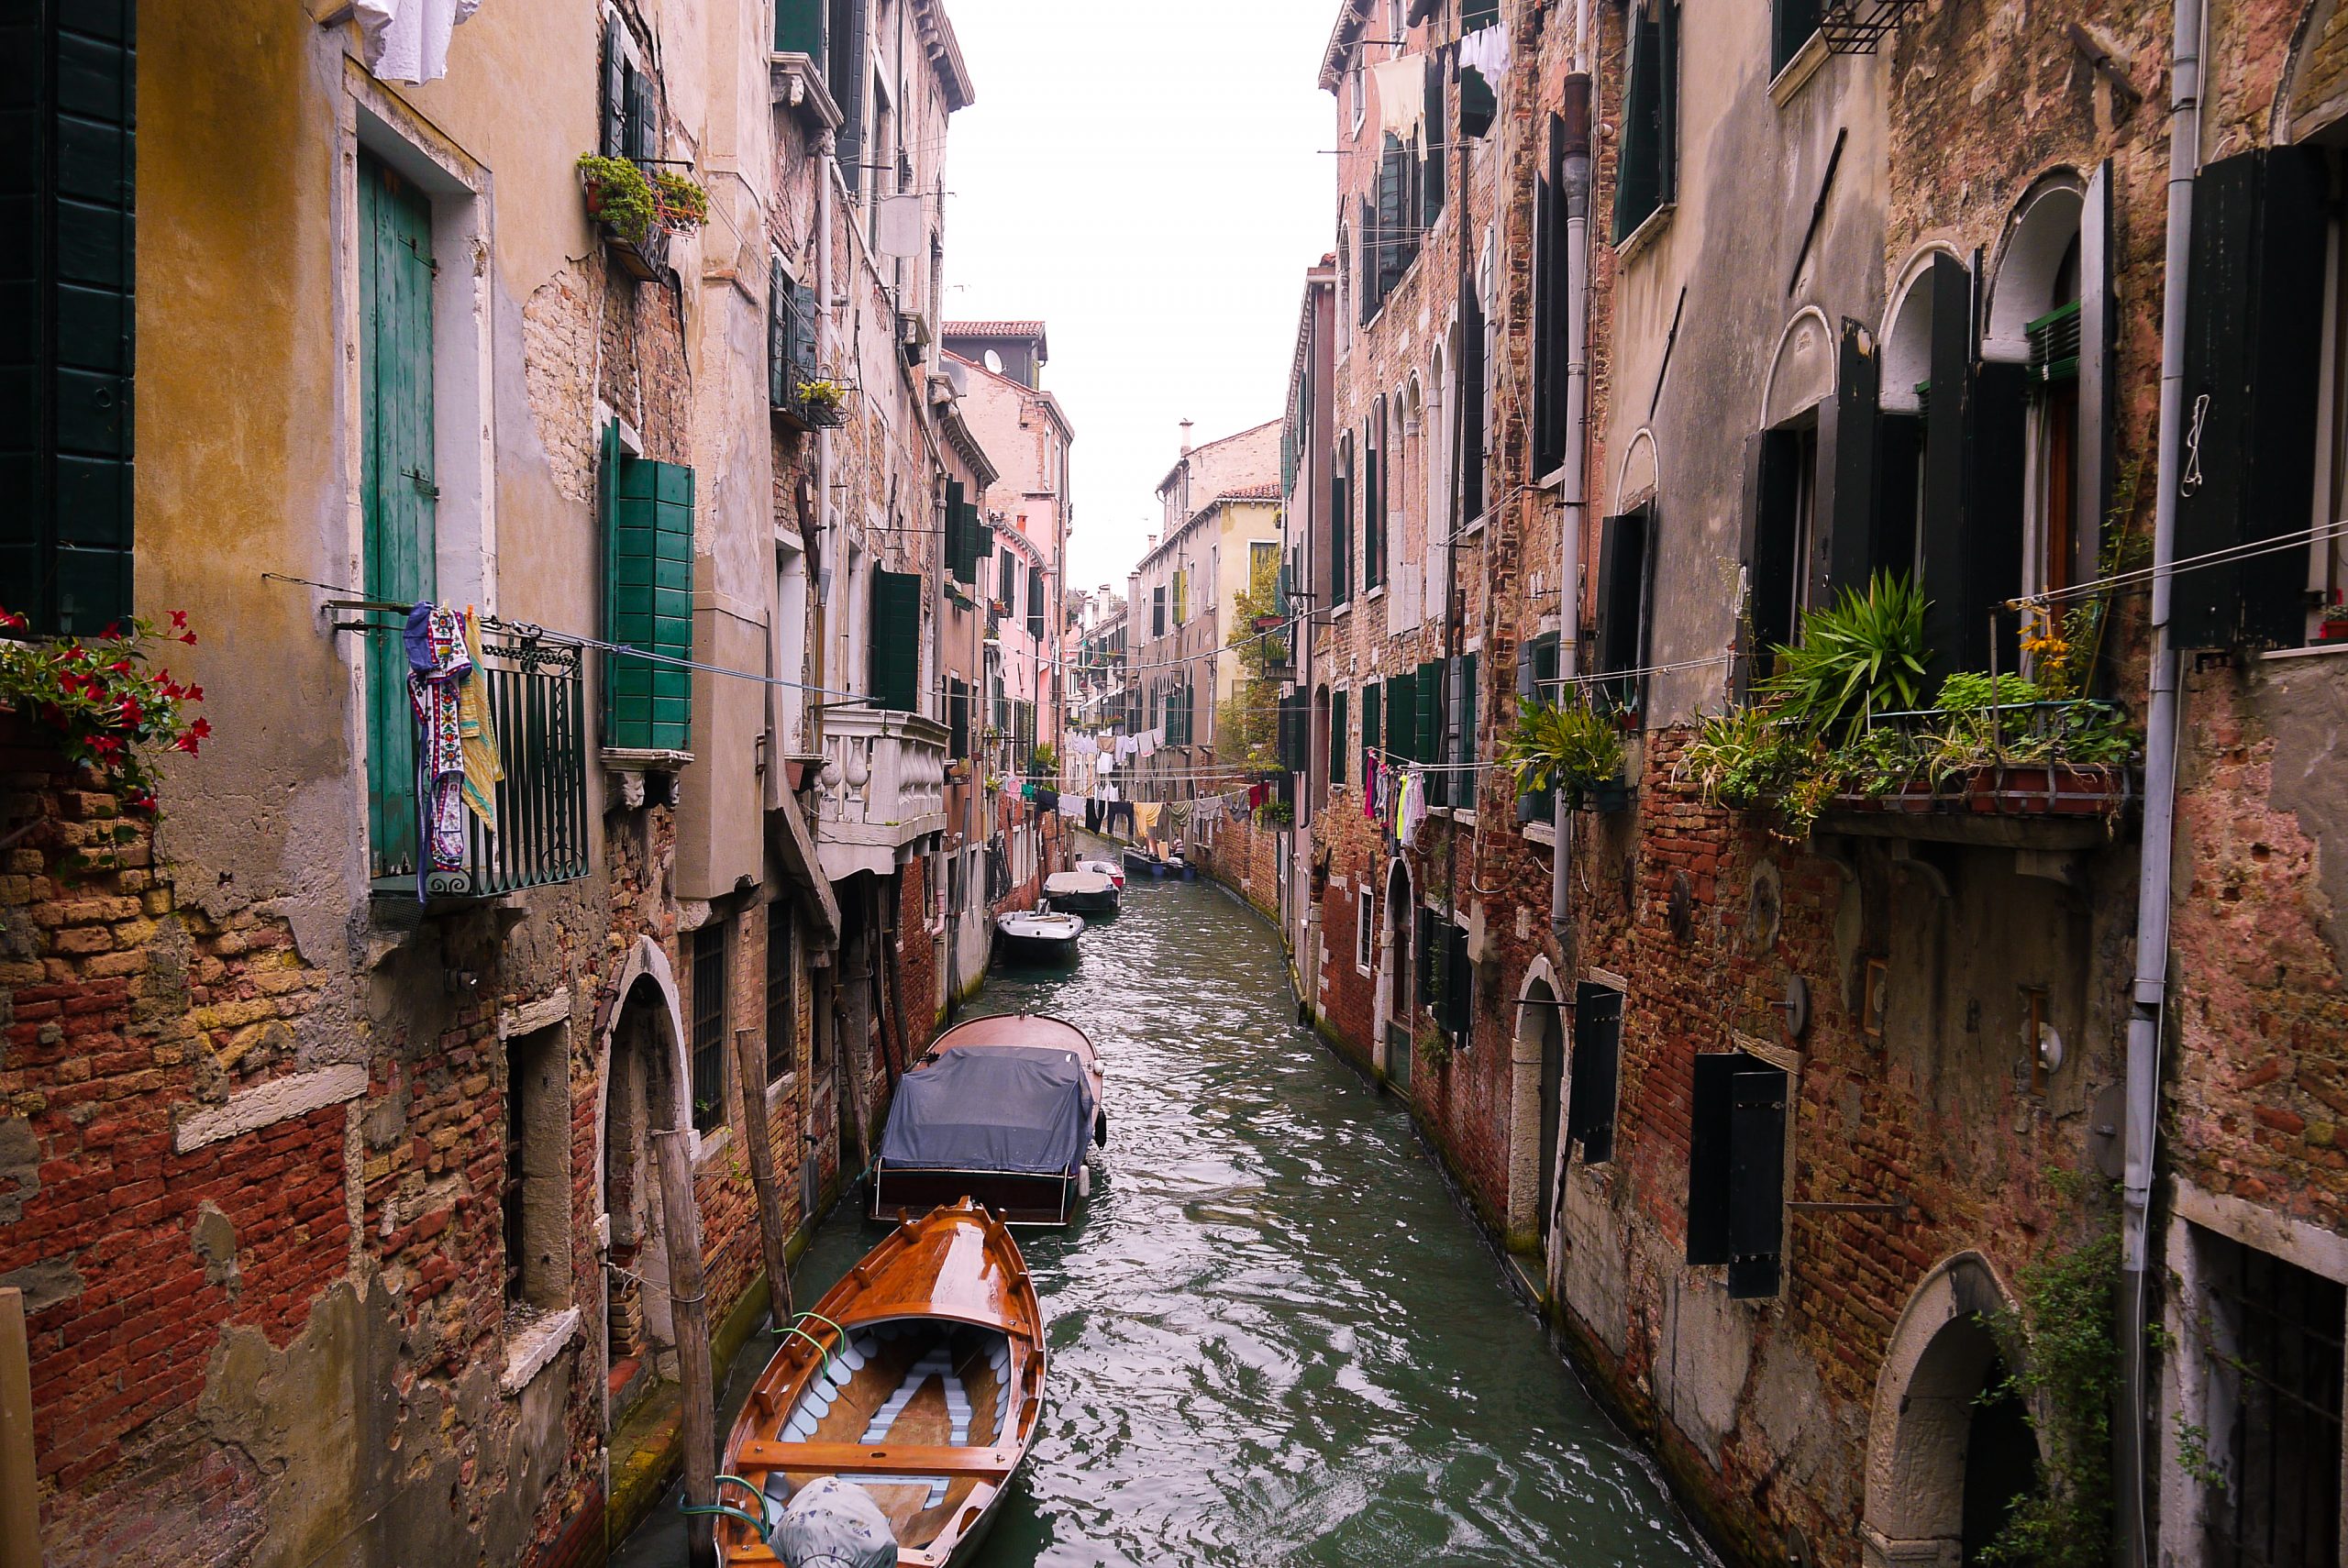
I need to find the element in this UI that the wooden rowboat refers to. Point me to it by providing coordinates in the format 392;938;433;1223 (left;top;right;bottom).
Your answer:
716;1199;1047;1566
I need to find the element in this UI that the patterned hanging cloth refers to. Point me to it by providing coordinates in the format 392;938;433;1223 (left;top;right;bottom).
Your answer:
457;608;503;833
404;603;473;895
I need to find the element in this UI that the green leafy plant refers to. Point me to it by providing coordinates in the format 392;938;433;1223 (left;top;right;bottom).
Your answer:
0;608;209;820
1762;573;1932;745
796;378;846;413
577;154;659;244
1414;1021;1451;1071
1676;706;1813;811
1257;797;1293;826
1977;1228;2121;1568
1027;742;1058;776
651;170;708;230
1500;697;1624;801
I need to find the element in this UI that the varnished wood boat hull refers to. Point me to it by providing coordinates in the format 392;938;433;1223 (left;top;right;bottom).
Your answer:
717;1200;1047;1566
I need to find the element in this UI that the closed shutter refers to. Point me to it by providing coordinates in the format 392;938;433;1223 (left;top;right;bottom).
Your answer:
1423;50;1446;221
601;15;627;156
833;0;868;189
1566;983;1620;1164
1773;0;1821;76
1362;681;1382;780
2075;161;2113;598
1416;906;1437;1009
1440;921;1471;1036
944;480;966;580
1152;585;1165;636
1454;652;1479;806
947;676;969;758
0;4;137;636
1460;280;1486;521
1657;0;1679;206
1612;6;1663;242
774;0;825;57
1026;565;1045;639
1826;316;1880;597
625;58;656;163
769;258;791;409
1463;0;1499;26
1331;689;1348;786
1358;195;1378;325
1919;249;1974;677
1331;463;1351;604
1533;129;1562;474
1001;548;1014;608
2175;146;2329;649
1415;658;1444;802
1728;1064;1789;1298
360;153;437;873
869;569;921;713
1385;669;1416;763
1365;409;1384;589
606;457;695;752
1378;134;1405;300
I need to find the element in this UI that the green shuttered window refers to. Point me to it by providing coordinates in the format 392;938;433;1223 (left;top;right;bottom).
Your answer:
0;3;138;635
1330;689;1348;787
774;0;824;57
1612;2;1678;244
606;454;695;752
1362;681;1381;782
869;568;922;713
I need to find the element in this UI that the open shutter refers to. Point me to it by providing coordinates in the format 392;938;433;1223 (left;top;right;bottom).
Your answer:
625;61;657;163
601;15;627;156
834;0;868;189
869;569;921;712
1363;681;1382;780
945;480;968;582
1685;1052;1740;1266
1423;50;1446;222
1454;651;1479;799
1567;983;1620;1164
1414;657;1443;779
1727;1063;1789;1299
2075;160;2113;597
1611;6;1663;241
1385;669;1416;763
1920;249;1973;677
1358;196;1378;325
1331;689;1348;786
1440;922;1471;1036
1825;316;1880;597
1967;359;2029;673
1459;64;1496;138
1460;280;1486;522
1744;431;1802;670
2175;146;2328;649
769;258;790;409
774;0;825;57
792;282;820;385
1026;565;1045;639
1331;462;1351;604
1415;906;1437;1009
607;458;695;752
1378;135;1405;300
1517;635;1562;823
0;6;138;636
1594;508;1654;711
1657;0;1678;207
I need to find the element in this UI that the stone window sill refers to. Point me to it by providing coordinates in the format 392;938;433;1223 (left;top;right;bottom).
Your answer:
1522;820;1556;847
502;1304;581;1395
2262;640;2348;662
1768;31;1830;106
1613;203;1675;267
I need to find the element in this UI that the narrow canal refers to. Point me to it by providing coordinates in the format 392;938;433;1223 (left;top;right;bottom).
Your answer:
626;867;1711;1567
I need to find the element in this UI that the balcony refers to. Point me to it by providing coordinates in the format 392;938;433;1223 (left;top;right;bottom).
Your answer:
1819;700;2138;850
371;630;592;899
811;706;949;880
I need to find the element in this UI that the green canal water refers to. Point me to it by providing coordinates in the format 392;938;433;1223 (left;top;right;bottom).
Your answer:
625;870;1711;1567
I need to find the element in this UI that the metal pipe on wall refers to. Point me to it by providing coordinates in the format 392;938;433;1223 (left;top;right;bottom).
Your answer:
1549;72;1592;945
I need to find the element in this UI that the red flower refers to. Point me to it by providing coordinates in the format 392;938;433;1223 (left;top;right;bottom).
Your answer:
117;696;144;726
184;685;204;703
178;632;197;646
91;734;122;758
168;610;188;629
0;608;25;631
188;717;213;740
173;735;199;755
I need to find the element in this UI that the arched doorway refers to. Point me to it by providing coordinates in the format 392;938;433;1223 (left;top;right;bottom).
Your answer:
1379;858;1413;1089
1865;1253;2043;1567
596;939;692;1428
1505;966;1567;1256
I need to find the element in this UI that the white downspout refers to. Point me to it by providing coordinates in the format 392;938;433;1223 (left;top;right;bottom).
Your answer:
2120;0;2200;1561
1549;65;1593;944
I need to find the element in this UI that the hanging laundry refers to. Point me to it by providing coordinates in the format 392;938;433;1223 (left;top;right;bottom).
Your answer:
1362;756;1380;822
1034;785;1059;812
456;608;503;833
1369;55;1426;137
1399;767;1430;848
404;603;472;892
354;0;482;85
1457;20;1511;81
1247;782;1268;811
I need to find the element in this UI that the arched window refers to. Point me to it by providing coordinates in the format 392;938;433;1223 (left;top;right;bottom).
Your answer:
1987;180;2088;604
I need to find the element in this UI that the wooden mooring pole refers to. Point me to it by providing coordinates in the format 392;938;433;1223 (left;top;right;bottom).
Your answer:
731;1025;797;1331
0;1288;37;1568
651;1128;717;1568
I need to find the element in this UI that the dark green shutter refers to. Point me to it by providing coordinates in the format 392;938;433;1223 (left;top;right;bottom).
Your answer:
1423;51;1446;222
607;458;695;752
1533;136;1563;472
2176;147;2329;649
1686;1052;1739;1266
1463;0;1498;27
625;61;656;163
1728;1063;1789;1298
1567;982;1620;1164
1386;669;1416;763
972;506;992;562
1460;280;1486;521
1919;250;1973;678
601;16;627;156
774;0;825;57
1657;1;1679;205
1745;428;1802;675
360;154;437;876
947;676;969;757
1772;0;1821;75
1357;196;1377;326
1459;65;1496;138
1363;681;1382;779
1331;461;1351;605
1519;636;1559;823
769;258;790;409
1613;6;1663;241
1151;585;1165;636
1595;507;1654;713
1416;906;1437;1009
1440;922;1470;1036
1377;134;1405;300
1968;359;2030;675
1026;565;1044;639
1455;652;1478;801
833;0;868;190
1331;689;1348;786
1414;658;1442;770
0;4;137;636
1826;316;1880;597
869;569;921;712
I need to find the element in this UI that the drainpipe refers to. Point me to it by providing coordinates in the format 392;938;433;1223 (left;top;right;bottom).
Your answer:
1548;73;1593;944
812;132;836;747
2119;0;2201;1561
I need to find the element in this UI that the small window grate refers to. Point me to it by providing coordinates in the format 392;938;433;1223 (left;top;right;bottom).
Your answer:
1818;0;1925;53
691;922;727;1132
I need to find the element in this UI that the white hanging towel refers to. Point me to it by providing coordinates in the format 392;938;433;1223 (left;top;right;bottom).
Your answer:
1457;22;1511;83
355;0;482;85
1369;55;1426;138
875;193;925;258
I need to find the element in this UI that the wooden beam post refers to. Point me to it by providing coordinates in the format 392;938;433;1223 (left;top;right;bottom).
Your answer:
730;1025;796;1332
0;1288;36;1568
650;1129;717;1568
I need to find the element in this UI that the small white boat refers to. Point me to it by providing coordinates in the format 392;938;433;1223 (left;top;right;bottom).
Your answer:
1043;869;1119;915
993;907;1083;966
1077;856;1125;890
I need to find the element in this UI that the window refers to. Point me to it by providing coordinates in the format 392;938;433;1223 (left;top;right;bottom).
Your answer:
1332;436;1354;606
1592;506;1656;716
1452;651;1478;809
1748;421;1821;677
602;15;658;164
2194;1226;2343;1568
1026;563;1046;638
1349;53;1365;134
1612;2;1678;243
827;0;868;189
1251;539;1279;582
1362;679;1383;782
2177;145;2332;649
1533;116;1569;474
1152;584;1167;637
1772;0;1821;77
869;569;921;712
691;921;728;1132
605;447;696;752
1686;1051;1789;1299
1414;657;1446;805
1357;887;1375;974
764;901;794;1083
947;676;970;759
1463;0;1499;27
1417;909;1471;1041
1516;636;1560;823
503;1024;569;1309
1331;688;1349;787
770;258;819;420
1458;277;1487;523
0;6;136;635
1365;400;1387;591
1565;982;1621;1164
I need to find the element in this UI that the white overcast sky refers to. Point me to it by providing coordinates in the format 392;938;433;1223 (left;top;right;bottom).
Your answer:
939;0;1337;598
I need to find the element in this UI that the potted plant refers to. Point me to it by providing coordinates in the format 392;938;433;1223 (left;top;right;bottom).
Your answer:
795;378;848;428
577;155;707;282
1501;696;1628;812
2320;592;2348;645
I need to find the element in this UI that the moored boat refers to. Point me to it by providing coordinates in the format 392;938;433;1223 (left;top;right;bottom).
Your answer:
1042;869;1119;915
714;1199;1047;1566
1076;856;1124;889
1121;846;1168;878
871;1013;1107;1224
993;906;1082;964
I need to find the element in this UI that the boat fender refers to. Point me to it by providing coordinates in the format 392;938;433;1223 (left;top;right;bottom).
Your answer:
770;1476;898;1568
1077;1165;1091;1199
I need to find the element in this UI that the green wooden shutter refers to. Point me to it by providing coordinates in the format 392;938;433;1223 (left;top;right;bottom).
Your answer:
1518;635;1559;823
1358;196;1378;326
1423;50;1446;223
1745;429;1803;672
1414;657;1443;774
1686;1051;1739;1266
1567;983;1621;1164
2176;147;2330;649
1416;906;1437;1008
1441;922;1471;1036
947;676;969;757
1919;249;1973;679
1377;134;1405;299
1772;0;1821;75
769;257;790;409
360;153;437;877
624;61;655;163
1460;280;1486;521
1463;0;1499;27
1533;163;1562;472
1658;0;1679;207
833;0;868;190
605;457;694;751
0;5;137;636
1455;651;1479;801
1613;7;1663;241
1027;567;1044;638
601;16;627;156
1727;1063;1789;1298
869;568;922;712
1331;689;1348;786
1459;64;1496;139
774;0;825;57
945;480;968;582
1827;316;1880;598
1363;681;1381;779
1330;462;1351;605
1386;669;1416;763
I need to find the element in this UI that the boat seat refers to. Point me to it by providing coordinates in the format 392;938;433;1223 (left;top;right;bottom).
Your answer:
858;1347;968;1507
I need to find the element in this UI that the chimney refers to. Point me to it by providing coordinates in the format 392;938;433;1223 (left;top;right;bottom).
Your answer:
1146;535;1158;551
1179;419;1193;455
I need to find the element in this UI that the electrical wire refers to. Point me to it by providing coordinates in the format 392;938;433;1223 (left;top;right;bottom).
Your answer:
2007;518;2348;611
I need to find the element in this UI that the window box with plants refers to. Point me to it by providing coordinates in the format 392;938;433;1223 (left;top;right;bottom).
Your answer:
577;155;706;282
1675;575;2140;841
1501;693;1632;813
792;378;849;429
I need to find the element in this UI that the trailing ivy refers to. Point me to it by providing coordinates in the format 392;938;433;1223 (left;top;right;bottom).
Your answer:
1978;1227;2121;1568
